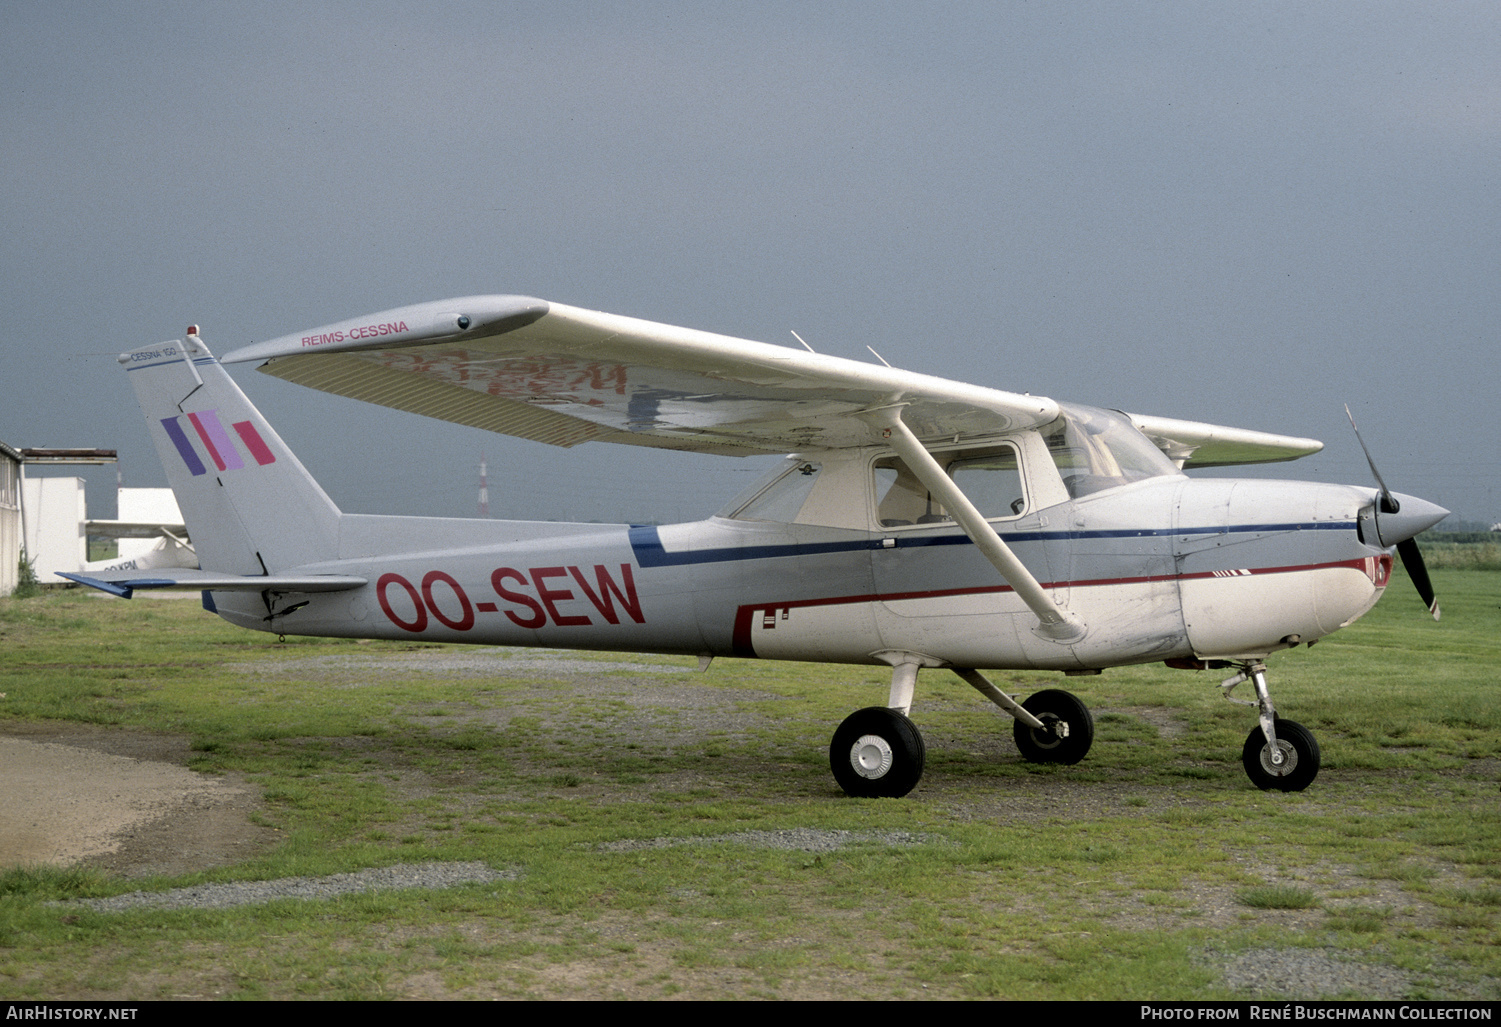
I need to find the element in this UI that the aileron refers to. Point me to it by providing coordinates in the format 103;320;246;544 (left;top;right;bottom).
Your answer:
1127;413;1323;468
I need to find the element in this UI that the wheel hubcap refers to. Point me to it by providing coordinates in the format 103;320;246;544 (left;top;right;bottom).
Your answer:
1031;714;1063;749
1259;741;1298;777
850;734;894;779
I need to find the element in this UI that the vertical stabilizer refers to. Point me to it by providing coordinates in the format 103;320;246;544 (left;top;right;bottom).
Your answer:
122;335;341;574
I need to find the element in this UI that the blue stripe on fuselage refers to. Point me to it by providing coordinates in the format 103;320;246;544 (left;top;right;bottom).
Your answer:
627;522;1355;567
628;525;881;566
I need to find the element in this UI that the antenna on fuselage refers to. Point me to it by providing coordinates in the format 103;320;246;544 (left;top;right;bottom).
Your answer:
789;330;816;354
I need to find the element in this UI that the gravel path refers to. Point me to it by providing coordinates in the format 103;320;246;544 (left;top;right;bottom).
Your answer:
56;862;517;913
596;828;936;852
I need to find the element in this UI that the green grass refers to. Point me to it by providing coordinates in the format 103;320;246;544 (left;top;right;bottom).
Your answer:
1235;886;1320;910
0;569;1497;1000
1416;535;1501;572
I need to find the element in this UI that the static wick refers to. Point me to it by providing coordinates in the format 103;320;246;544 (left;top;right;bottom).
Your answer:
866;345;892;367
790;330;816;354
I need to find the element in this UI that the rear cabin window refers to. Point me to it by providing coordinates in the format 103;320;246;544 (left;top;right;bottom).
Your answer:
729;461;823;522
874;445;1025;527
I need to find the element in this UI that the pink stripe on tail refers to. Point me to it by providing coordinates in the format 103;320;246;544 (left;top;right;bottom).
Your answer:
186;411;241;471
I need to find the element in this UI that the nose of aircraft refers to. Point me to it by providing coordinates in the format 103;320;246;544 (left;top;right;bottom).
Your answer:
1375;492;1450;548
1364;490;1448;621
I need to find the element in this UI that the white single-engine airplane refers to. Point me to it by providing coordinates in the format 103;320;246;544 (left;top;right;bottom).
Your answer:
65;296;1448;797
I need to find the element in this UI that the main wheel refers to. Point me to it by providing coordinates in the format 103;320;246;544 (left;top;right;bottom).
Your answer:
830;706;926;798
1242;718;1320;792
1013;688;1094;765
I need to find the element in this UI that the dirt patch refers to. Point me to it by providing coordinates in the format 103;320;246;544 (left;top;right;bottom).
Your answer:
0;721;276;877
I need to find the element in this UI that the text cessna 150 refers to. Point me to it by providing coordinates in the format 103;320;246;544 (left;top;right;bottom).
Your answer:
66;296;1448;798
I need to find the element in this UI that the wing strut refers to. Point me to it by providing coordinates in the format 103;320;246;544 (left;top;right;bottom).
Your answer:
865;407;1086;644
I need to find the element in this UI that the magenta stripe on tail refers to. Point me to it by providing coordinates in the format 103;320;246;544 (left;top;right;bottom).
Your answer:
233;420;277;465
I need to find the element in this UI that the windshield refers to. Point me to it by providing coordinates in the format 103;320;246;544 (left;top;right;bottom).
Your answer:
1043;403;1182;498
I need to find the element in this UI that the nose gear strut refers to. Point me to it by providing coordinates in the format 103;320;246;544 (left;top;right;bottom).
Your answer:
1220;660;1320;791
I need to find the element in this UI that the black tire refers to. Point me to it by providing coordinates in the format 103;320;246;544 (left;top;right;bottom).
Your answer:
829;706;926;798
1242;718;1320;792
1013;688;1094;765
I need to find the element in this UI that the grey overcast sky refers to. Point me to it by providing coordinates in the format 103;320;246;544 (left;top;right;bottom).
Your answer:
3;1;1497;524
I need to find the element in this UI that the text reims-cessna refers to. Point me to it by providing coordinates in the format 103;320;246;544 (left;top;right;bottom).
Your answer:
68;296;1448;797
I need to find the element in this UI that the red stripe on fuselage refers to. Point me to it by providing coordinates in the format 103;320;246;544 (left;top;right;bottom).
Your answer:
729;558;1374;658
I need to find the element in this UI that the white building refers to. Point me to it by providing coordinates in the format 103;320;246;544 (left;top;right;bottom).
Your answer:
21;476;87;584
0;440;20;594
0;448;193;593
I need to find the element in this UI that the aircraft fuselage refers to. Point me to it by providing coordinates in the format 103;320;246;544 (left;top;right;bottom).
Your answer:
212;471;1390;672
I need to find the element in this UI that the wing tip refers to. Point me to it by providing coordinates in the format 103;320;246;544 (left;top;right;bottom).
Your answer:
221;295;550;364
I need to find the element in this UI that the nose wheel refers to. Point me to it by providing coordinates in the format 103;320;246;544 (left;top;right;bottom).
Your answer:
1242;718;1320;792
1223;661;1321;791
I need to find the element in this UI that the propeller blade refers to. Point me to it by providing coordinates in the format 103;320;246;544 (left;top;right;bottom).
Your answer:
1346;404;1445;619
1397;537;1440;620
1345;405;1397;513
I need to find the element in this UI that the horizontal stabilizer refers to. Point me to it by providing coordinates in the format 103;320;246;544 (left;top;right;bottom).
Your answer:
59;569;367;599
84;519;189;540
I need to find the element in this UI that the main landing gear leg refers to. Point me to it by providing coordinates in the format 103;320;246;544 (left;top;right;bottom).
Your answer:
1222;660;1320;792
953;668;1095;765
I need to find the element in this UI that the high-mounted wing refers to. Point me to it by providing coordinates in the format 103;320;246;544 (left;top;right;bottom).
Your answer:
221;296;1058;454
222;296;1324;466
1126;413;1323;468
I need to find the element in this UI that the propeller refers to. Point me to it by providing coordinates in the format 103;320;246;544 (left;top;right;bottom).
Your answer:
1345;406;1447;620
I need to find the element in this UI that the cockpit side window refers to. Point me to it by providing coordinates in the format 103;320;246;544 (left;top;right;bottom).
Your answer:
874;460;940;526
949;450;1027;517
874;444;1025;527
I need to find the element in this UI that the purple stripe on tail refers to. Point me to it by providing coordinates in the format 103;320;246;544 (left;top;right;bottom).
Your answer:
160;417;207;476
